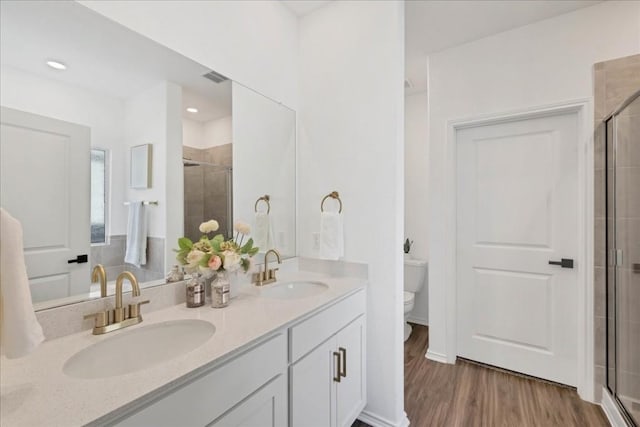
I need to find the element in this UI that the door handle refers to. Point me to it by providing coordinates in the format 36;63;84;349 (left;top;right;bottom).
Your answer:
68;254;88;264
548;258;574;269
333;351;341;383
633;263;640;274
339;347;347;378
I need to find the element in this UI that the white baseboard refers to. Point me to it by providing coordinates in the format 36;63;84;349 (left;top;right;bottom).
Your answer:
407;315;428;326
601;387;628;427
425;349;449;364
358;410;409;427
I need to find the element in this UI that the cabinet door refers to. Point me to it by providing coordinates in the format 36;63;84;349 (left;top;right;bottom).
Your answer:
335;316;366;427
209;375;287;427
291;338;337;427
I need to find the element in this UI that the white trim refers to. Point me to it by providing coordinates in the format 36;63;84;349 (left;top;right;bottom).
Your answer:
407;315;428;326
358;410;410;427
443;99;594;398
601;388;628;427
425;349;449;364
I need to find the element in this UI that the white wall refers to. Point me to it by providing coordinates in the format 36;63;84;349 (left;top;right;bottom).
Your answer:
427;0;640;365
298;1;406;425
183;116;232;149
182;118;205;149
404;91;429;325
78;0;298;110
204;116;233;148
0;65;128;235
124;82;183;244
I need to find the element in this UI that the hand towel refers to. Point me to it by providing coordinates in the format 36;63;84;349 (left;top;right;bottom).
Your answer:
254;212;274;252
0;208;45;358
124;202;147;267
319;211;344;260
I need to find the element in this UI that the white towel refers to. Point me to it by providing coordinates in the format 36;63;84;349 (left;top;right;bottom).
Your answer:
0;208;45;359
319;211;344;260
124;202;147;267
254;212;274;252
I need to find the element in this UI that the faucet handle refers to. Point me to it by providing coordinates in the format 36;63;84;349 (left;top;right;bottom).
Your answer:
128;300;150;318
252;271;266;285
84;311;108;328
267;268;279;280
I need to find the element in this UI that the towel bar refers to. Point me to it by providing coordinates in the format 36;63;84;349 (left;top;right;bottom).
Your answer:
124;201;158;206
254;195;271;214
321;191;342;213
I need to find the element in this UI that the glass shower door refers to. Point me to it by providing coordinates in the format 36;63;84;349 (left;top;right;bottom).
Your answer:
607;92;640;426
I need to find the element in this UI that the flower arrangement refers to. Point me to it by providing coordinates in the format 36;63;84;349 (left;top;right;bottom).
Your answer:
175;219;259;274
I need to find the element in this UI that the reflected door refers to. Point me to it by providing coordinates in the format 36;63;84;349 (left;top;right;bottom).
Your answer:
456;111;579;385
0;107;90;302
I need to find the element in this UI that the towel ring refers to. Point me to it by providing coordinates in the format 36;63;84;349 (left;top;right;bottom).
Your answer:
254;195;271;214
320;191;342;213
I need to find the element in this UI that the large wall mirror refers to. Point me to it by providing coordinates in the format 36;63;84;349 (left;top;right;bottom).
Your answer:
0;1;296;310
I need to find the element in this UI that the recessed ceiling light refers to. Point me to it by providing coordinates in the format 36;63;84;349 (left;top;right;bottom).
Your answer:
186;107;199;113
46;60;67;70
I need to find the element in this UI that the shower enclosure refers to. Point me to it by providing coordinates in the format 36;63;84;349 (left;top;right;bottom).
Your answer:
606;90;639;426
183;159;233;242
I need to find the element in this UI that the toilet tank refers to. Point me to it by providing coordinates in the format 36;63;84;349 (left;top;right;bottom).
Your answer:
404;258;428;293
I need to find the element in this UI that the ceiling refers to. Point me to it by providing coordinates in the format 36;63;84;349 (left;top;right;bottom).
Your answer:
0;1;231;122
405;0;602;92
280;0;602;94
2;0;605;108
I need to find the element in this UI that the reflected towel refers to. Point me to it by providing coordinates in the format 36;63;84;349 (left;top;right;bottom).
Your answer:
319;211;344;260
124;202;147;267
0;208;45;358
254;212;274;252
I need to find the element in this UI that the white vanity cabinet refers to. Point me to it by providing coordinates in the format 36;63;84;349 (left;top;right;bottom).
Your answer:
107;289;366;427
290;290;366;427
112;333;288;427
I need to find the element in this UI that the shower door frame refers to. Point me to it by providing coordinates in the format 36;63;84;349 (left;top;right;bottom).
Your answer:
604;89;640;427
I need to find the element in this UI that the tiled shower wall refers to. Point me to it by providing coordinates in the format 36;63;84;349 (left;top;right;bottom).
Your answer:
90;236;165;282
593;53;640;401
183;145;233;241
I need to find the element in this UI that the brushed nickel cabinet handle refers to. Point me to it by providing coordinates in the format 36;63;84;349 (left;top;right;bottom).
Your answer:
339;347;347;378
333;351;341;383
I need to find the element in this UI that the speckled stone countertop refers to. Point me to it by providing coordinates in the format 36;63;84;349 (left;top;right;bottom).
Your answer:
1;270;366;427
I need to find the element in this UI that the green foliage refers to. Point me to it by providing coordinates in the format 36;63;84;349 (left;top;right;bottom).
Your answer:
175;221;259;273
240;238;254;254
178;237;193;250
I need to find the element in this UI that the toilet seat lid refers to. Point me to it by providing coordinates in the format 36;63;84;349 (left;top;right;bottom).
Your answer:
403;291;415;305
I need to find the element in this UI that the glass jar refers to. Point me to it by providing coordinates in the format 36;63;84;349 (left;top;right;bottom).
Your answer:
166;265;184;283
185;273;205;308
211;270;230;308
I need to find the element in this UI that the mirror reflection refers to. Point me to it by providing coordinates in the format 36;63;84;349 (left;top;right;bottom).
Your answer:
0;1;296;309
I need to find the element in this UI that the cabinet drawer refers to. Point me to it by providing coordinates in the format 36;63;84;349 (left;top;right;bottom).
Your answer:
289;289;365;362
115;333;287;427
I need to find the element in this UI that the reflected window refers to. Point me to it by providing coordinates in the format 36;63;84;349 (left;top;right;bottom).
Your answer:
90;149;108;244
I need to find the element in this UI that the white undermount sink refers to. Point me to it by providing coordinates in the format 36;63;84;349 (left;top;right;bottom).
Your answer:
259;281;329;299
63;319;215;379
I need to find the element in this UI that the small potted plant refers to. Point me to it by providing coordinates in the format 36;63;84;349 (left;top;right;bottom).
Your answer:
404;238;414;260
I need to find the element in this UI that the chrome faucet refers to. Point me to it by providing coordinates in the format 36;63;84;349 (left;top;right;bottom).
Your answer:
252;249;282;286
84;271;149;335
91;264;107;297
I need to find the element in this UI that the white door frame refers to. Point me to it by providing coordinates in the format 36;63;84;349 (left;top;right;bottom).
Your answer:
441;99;594;402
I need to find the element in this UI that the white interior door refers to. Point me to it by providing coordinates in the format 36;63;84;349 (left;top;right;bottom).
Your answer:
456;111;579;386
0;107;90;302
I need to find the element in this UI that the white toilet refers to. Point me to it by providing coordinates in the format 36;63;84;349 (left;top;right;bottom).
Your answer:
404;257;427;341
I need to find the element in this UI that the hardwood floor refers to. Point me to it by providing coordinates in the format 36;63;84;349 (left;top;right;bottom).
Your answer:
353;324;608;427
